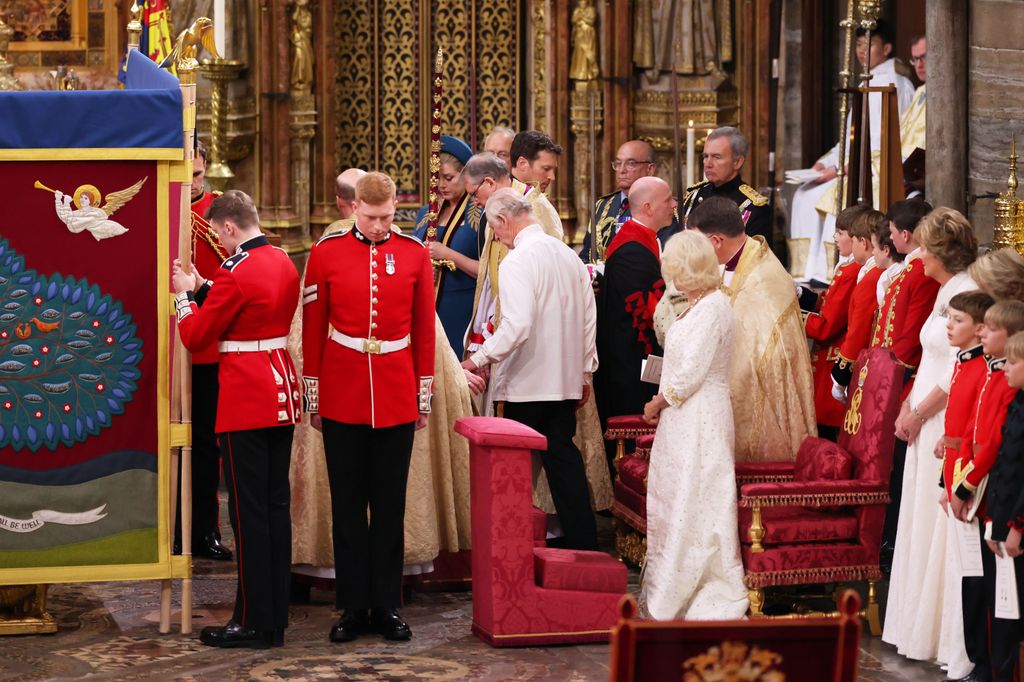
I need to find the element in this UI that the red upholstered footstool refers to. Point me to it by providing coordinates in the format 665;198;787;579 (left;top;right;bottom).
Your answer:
534;548;628;593
456;416;626;647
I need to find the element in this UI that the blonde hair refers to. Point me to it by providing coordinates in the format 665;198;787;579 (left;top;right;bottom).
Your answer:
985;300;1024;336
913;207;978;274
661;230;722;293
1006;331;1024;361
355;171;396;205
969;248;1024;301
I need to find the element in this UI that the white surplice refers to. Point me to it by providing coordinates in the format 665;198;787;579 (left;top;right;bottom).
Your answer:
640;290;749;620
882;271;977;678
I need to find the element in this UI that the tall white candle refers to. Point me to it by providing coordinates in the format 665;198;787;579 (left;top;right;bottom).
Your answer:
214;0;226;58
685;121;696;188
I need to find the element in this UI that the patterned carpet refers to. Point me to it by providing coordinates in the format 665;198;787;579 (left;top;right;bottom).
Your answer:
0;516;944;681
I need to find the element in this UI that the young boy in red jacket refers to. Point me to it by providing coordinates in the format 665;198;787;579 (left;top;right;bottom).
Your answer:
830;210;887;406
802;205;871;440
984;331;1024;681
952;301;1024;682
935;291;995;680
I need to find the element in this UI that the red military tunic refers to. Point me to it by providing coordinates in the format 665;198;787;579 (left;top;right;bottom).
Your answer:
302;226;435;428
870;253;940;399
175;235;301;433
940;346;987;500
832;263;883;386
870;253;940;365
951;357;1017;518
806;259;860;427
189;190;227;365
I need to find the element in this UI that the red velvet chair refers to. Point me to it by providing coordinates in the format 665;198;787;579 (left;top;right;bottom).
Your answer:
605;418;793;568
455;416;627;647
738;348;903;635
608;590;862;682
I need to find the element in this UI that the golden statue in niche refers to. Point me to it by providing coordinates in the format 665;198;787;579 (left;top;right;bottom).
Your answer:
569;0;599;81
290;0;314;94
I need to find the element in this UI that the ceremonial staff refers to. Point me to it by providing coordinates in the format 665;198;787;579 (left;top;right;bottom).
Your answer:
424;48;455;275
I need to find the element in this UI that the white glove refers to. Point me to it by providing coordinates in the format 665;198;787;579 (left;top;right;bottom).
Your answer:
831;378;848;405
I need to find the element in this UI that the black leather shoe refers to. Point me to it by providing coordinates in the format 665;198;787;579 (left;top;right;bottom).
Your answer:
200;621;270;649
194;533;232;561
329;610;368;643
371;608;411;641
264;628;285;647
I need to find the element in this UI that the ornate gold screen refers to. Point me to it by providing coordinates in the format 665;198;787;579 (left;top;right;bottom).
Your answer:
334;1;522;212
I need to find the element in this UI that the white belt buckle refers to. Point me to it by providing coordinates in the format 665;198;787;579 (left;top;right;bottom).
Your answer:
362;337;381;354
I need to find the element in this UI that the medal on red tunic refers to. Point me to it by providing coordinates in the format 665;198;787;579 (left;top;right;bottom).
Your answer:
385;253;396;275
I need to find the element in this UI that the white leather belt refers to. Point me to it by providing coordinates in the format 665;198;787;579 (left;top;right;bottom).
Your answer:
218;336;288;353
330;329;410;355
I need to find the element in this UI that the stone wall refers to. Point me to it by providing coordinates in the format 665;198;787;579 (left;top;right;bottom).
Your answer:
968;0;1024;246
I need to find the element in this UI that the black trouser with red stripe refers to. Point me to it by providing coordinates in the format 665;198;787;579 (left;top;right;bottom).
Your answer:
219;426;294;631
322;419;414;611
176;363;223;546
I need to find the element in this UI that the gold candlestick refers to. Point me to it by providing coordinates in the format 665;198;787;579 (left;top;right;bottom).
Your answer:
199;58;245;192
0;14;21;91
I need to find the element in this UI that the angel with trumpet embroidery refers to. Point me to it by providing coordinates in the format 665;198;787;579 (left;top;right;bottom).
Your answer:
35;177;147;241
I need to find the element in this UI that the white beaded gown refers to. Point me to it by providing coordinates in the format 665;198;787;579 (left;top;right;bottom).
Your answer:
640;289;749;620
882;271;976;678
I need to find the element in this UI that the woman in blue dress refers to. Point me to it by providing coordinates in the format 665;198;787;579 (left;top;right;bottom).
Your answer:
414;135;480;358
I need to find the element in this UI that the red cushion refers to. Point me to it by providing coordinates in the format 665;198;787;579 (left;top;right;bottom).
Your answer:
533;547;627;593
619;453;650;494
531;506;547;545
742;543;883;588
794;438;853;482
738;507;859;546
612;479;647;533
635;434;655;449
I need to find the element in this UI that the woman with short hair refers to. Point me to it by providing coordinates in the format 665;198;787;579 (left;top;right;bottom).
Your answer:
639;229;748;620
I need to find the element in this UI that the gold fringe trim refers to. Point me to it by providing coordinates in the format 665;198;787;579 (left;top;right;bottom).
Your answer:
744;565;883;589
737;475;794;485
603;428;655;439
739;491;890;508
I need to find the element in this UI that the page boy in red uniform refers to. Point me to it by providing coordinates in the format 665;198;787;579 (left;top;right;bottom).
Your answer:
933;291;994;680
952;301;1024;681
983;331;1024;681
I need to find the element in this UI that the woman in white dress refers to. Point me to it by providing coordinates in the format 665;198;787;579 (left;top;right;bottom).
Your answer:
882;208;979;679
639;230;748;621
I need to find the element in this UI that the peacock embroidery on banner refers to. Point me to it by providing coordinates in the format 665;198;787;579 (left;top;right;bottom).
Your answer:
0;238;143;452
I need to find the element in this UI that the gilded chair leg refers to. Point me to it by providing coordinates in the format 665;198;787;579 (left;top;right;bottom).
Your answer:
749;504;765;553
748;588;765;617
613;438;625;478
866;580;882;636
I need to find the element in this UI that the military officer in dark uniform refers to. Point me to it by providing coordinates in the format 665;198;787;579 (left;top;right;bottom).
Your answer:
302;172;435;644
173;190;300;649
175;141;232;561
581;139;681;262
681;126;771;244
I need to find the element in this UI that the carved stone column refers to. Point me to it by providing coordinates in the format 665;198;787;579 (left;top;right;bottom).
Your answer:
257;0;299;249
926;0;968;212
568;0;602;246
309;0;339;237
288;0;317;252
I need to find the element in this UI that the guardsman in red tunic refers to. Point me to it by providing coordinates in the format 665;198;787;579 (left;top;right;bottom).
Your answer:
173;190;300;649
801;205;870;439
302;172;434;644
177;142;232;561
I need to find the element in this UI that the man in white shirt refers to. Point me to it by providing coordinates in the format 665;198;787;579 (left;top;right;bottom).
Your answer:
461;188;599;551
787;20;915;283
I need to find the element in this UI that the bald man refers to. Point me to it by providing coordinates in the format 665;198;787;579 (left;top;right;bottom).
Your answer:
325;168;367;235
594;176;676;469
582;140;679;262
